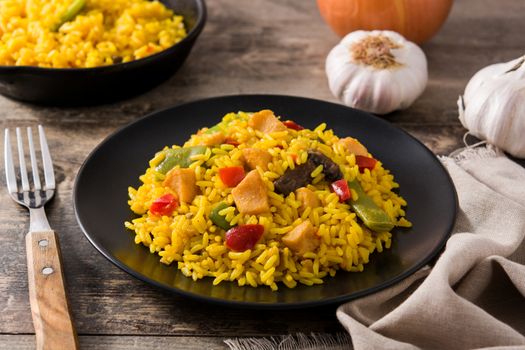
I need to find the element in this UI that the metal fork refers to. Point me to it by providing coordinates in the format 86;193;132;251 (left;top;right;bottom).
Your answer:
5;126;78;350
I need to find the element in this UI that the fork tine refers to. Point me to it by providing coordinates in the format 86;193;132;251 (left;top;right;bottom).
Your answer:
16;127;30;192
4;129;18;194
27;127;42;191
38;125;55;190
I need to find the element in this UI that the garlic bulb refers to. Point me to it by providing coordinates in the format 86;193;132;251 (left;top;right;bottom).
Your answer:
326;30;428;115
458;56;525;158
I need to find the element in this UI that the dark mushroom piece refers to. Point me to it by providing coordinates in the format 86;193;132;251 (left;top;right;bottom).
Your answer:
274;161;316;196
274;149;344;195
306;150;343;181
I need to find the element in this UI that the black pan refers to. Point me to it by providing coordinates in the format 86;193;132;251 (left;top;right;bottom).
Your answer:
0;0;206;106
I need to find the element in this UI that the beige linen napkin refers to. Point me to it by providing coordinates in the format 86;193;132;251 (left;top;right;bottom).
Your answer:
225;145;525;350
337;145;525;349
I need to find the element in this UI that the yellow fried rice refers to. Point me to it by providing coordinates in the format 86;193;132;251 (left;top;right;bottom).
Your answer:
125;110;411;290
0;0;186;68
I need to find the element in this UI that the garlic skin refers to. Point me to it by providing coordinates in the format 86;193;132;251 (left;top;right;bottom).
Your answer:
326;30;428;115
458;56;525;158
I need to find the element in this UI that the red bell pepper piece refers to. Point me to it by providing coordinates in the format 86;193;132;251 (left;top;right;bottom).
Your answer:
219;166;245;187
150;193;178;216
224;137;240;147
283;120;304;131
331;179;351;202
355;155;378;172
225;224;265;251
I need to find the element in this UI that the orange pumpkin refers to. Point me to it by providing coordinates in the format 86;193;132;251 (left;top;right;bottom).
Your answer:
316;0;454;44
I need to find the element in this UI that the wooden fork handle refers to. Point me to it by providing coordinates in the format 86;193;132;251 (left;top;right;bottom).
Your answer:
26;231;79;350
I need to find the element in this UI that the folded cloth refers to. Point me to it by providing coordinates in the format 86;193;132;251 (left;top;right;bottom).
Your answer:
337;145;525;349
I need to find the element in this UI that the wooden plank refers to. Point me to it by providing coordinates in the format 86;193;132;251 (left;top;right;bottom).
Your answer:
0;194;345;335
0;251;344;336
2;0;522;129
0;335;227;350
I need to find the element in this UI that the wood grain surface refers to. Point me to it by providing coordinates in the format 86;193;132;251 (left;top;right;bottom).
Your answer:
25;231;78;350
1;0;523;349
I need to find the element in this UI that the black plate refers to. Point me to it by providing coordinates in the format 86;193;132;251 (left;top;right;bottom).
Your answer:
74;95;457;309
0;0;206;106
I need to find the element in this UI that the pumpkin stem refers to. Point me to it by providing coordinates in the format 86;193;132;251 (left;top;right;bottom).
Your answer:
351;35;402;69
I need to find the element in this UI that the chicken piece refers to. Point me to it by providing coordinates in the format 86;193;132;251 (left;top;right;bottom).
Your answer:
242;148;272;171
295;187;320;214
248;109;287;133
204;132;226;146
163;168;197;203
338;137;369;157
282;220;320;255
197;132;226;146
232;170;270;215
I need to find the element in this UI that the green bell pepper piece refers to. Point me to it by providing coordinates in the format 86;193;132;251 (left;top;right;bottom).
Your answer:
51;0;86;32
210;202;232;230
203;113;247;135
204;124;224;135
347;180;395;232
155;146;207;174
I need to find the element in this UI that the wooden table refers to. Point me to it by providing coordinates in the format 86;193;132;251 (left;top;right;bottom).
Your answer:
1;0;523;348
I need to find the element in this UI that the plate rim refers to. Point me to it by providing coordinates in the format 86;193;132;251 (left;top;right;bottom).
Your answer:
73;94;458;309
